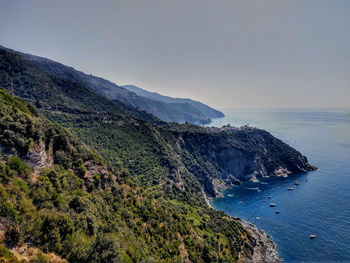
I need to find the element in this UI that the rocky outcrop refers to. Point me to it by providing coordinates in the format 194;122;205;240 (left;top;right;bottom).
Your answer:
27;142;53;174
175;126;317;197
239;219;280;263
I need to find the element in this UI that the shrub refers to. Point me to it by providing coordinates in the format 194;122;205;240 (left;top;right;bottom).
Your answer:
8;156;28;176
54;150;71;169
0;199;18;221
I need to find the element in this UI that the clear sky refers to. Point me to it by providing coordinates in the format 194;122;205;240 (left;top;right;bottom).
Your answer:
1;0;349;108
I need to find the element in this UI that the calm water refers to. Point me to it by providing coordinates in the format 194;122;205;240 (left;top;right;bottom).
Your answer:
209;109;350;262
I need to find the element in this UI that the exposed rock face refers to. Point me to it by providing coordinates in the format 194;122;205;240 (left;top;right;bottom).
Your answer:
239;219;280;263
27;142;53;173
175;126;317;197
0;143;53;175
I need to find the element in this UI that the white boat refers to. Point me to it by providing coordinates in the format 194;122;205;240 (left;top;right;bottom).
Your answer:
310;234;316;239
256;217;261;220
288;187;294;191
269;203;276;207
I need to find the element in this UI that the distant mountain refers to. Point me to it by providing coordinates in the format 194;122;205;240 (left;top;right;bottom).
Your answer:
1;45;223;124
123;85;224;119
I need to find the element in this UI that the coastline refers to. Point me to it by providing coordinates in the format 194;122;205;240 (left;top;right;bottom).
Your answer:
238;218;280;263
205;194;280;263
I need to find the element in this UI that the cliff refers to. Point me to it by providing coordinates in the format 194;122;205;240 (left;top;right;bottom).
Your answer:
170;125;317;197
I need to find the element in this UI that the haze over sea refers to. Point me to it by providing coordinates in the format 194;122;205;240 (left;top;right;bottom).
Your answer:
209;108;350;262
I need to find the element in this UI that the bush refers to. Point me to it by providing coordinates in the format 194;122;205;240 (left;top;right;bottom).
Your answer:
8;155;28;176
74;159;87;177
88;233;123;263
0;199;18;221
54;150;71;169
5;225;21;246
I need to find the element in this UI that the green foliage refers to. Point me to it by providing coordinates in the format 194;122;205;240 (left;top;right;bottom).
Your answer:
0;52;255;261
87;233;123;263
0;242;21;263
0;199;18;221
0;147;250;262
29;252;49;263
1;50;305;262
8;156;29;176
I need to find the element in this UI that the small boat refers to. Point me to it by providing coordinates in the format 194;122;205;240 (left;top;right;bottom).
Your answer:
256;217;261;220
245;187;260;191
227;194;234;197
294;182;300;185
239;201;243;204
275;210;280;214
287;187;294;191
269;203;276;207
310;235;316;239
267;196;272;199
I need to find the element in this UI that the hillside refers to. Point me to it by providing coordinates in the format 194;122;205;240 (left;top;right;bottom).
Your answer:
0;46;316;262
0;47;316;197
123;84;224;119
2;45;224;125
0;87;256;262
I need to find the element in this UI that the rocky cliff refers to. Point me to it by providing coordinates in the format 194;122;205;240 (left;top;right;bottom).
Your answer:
169;125;317;197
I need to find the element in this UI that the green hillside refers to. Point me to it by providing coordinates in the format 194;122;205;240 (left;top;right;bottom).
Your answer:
0;46;315;262
0;87;252;262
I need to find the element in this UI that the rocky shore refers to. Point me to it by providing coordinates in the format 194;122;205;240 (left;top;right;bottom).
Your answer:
205;195;280;263
238;218;280;263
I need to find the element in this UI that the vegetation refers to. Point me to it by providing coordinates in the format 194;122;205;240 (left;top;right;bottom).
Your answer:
0;88;253;262
15;49;223;124
0;46;314;262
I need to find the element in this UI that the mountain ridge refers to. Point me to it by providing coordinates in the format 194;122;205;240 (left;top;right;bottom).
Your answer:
0;44;224;125
123;84;224;119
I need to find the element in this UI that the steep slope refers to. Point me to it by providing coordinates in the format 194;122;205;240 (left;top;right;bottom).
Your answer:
0;47;161;125
0;47;316;262
0;88;255;262
3;46;223;124
0;47;316;200
168;125;317;197
124;84;224;119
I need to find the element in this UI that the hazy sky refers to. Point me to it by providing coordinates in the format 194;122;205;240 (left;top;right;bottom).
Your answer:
1;0;349;108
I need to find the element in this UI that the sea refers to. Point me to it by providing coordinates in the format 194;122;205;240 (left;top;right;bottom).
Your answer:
209;108;350;262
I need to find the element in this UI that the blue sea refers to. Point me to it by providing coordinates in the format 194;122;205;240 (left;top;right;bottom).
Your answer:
209;109;350;262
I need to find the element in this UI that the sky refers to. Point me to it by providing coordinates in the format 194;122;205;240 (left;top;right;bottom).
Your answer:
1;0;349;109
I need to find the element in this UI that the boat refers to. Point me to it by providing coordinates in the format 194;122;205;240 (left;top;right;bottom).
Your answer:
227;194;234;197
310;234;316;239
267;196;271;198
269;203;276;207
294;182;300;185
256;217;261;220
239;201;243;204
275;210;280;214
245;187;260;191
287;187;294;191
